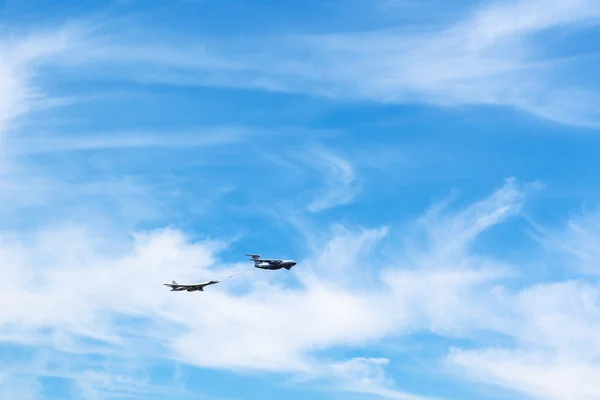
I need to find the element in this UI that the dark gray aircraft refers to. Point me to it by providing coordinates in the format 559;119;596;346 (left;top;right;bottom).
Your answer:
164;280;219;292
246;254;297;270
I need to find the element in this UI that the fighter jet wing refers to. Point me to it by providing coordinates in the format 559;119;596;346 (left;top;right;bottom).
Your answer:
164;282;195;289
164;280;219;291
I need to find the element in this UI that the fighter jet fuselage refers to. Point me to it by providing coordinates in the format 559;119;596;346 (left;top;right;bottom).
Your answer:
164;280;220;292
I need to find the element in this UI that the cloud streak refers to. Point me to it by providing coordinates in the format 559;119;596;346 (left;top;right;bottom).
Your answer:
26;0;600;128
0;177;536;399
4;127;249;156
442;209;600;399
305;145;359;213
2;135;599;400
2;3;600;400
0;26;76;125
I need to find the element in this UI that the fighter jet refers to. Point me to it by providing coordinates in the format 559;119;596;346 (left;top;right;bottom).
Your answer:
164;280;219;292
245;254;297;270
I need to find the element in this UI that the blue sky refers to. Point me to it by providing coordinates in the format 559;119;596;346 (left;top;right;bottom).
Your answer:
2;0;600;399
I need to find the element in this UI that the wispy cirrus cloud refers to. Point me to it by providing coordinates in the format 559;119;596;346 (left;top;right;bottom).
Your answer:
531;209;600;275
2;119;599;400
4;127;249;156
28;0;600;128
446;282;600;399
0;177;532;399
0;27;74;146
443;208;600;400
304;145;360;213
0;350;194;400
448;347;600;400
325;357;440;400
3;3;600;400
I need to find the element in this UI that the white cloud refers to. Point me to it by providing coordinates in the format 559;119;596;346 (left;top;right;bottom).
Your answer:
290;0;600;127
306;224;390;287
0;1;596;148
3;8;600;400
0;351;194;400
448;346;600;400
0;372;42;400
465;0;600;49
35;0;600;128
4;127;250;156
532;210;600;274
410;177;527;259
448;347;600;400
0;177;533;398
444;217;600;399
304;145;360;213
0;28;73;142
324;357;440;400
